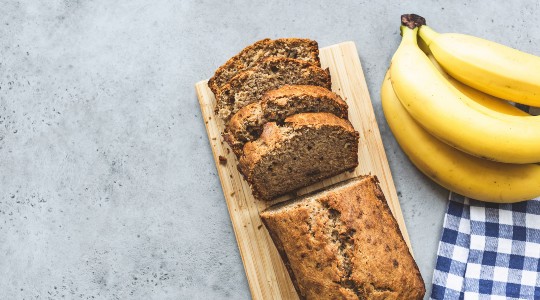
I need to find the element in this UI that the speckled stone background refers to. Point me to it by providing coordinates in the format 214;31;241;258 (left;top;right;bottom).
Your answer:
1;1;539;299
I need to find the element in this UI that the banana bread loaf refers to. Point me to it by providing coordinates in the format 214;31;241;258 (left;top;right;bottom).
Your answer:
208;38;320;95
238;112;359;200
260;176;425;300
215;57;331;122
223;85;349;157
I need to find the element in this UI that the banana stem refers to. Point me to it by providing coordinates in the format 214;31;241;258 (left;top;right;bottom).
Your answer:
400;26;418;45
418;26;439;47
401;14;426;29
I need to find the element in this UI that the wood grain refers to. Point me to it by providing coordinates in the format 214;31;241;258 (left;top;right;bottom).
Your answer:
195;41;410;300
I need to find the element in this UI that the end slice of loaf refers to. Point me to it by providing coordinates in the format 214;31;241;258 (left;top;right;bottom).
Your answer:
224;85;349;157
260;176;426;300
208;38;320;95
238;112;359;200
215;57;331;122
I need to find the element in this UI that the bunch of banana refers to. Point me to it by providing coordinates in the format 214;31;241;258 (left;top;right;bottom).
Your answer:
381;14;540;203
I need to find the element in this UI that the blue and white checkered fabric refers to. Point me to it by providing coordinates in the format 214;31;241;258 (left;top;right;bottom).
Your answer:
431;193;540;299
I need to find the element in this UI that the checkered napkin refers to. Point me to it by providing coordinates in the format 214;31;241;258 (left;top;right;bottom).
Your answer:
431;193;540;299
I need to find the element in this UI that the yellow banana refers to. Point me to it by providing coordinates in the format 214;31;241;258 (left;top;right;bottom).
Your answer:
426;54;529;117
414;24;528;117
381;71;540;202
390;24;540;164
419;23;540;107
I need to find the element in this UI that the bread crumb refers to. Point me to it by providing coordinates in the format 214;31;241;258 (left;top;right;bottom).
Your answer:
219;156;227;164
257;225;263;230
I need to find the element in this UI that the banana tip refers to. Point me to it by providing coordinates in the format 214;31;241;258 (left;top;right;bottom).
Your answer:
401;14;426;29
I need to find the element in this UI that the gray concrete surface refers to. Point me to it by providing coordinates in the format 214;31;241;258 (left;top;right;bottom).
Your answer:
1;1;539;299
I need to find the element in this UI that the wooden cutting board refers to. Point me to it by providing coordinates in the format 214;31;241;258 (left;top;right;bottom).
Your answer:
195;41;410;300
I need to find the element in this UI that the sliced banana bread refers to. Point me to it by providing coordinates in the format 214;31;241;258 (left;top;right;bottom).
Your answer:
224;85;349;157
260;176;425;300
215;57;332;122
208;38;320;95
238;112;359;200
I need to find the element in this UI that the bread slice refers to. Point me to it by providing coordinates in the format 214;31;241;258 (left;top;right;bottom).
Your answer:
215;57;331;122
224;85;349;157
208;38;320;95
260;176;425;300
238;112;358;200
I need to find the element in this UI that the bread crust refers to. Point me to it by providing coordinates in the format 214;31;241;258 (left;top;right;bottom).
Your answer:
260;176;426;300
238;112;359;200
223;85;349;157
208;38;320;95
215;57;331;122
